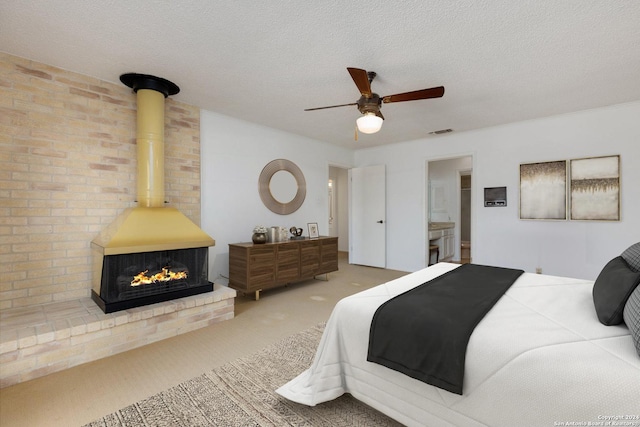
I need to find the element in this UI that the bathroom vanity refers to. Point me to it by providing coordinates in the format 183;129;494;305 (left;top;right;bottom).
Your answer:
428;222;455;264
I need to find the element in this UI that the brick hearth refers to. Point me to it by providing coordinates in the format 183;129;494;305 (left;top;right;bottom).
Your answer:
0;285;235;388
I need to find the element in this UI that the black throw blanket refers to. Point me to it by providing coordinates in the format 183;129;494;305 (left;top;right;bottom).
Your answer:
367;264;524;395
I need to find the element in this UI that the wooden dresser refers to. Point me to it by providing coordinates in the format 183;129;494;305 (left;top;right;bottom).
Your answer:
228;236;338;299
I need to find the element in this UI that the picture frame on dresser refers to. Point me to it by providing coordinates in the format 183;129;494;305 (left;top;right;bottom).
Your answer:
308;222;319;239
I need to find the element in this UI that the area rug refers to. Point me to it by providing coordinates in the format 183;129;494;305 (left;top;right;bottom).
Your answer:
84;322;402;426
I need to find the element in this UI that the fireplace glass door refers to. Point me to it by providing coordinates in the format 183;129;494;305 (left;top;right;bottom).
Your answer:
98;247;209;311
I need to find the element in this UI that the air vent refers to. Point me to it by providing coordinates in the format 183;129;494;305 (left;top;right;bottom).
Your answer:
429;128;453;135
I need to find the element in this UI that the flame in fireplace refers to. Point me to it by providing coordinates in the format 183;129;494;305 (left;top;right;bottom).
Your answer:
131;267;188;286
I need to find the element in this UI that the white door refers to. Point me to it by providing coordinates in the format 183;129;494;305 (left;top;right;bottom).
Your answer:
349;165;386;268
328;178;336;236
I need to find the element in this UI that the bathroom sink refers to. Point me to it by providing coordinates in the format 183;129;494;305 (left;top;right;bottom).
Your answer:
428;222;455;230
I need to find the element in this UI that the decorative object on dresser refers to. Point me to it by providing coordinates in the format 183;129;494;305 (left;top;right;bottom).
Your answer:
267;226;278;243
251;225;268;244
308;222;319;239
289;226;304;240
267;226;289;243
229;236;338;300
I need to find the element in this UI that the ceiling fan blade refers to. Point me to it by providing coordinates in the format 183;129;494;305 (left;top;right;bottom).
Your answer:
304;102;357;111
382;86;445;103
347;67;372;97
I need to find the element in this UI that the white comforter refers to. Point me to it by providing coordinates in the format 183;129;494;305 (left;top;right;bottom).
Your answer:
277;263;640;427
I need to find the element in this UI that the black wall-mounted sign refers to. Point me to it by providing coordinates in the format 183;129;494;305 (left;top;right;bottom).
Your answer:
484;187;507;207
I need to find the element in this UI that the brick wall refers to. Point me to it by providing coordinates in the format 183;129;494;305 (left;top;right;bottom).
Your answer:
0;52;203;310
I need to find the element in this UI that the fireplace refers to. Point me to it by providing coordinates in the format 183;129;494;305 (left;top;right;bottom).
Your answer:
91;73;215;313
92;247;211;313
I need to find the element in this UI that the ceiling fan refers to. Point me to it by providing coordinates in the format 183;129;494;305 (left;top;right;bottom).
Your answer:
305;67;444;136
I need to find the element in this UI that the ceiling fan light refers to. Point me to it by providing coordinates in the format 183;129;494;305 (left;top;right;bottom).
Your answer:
356;113;383;134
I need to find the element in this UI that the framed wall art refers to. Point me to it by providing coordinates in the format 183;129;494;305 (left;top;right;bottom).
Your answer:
519;160;567;220
570;155;620;221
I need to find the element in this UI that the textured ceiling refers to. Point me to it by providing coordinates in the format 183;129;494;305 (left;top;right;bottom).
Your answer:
2;0;640;149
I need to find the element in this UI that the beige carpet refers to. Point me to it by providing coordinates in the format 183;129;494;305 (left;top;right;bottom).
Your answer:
83;322;402;427
0;253;407;427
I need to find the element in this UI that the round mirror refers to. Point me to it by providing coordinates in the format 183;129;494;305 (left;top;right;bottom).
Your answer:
269;170;298;203
259;159;306;215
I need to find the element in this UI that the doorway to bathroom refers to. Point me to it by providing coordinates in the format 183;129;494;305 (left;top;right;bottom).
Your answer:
426;155;473;265
328;165;350;254
460;171;472;263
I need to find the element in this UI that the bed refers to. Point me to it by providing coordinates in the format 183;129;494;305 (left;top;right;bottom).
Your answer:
277;255;640;427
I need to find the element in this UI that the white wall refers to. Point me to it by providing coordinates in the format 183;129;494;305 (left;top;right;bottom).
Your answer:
355;101;640;279
200;110;354;282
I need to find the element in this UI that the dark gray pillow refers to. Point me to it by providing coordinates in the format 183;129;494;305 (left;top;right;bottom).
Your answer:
592;256;640;326
621;242;640;272
624;284;640;357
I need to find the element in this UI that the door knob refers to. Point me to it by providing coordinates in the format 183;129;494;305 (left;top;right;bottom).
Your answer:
377;220;384;223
